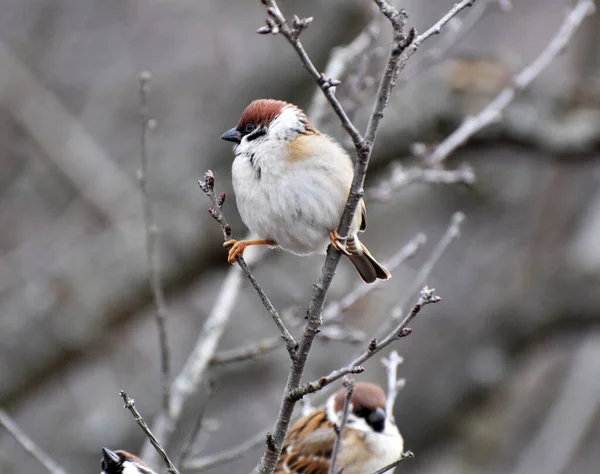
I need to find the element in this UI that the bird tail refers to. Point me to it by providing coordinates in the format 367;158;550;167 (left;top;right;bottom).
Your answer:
346;235;391;284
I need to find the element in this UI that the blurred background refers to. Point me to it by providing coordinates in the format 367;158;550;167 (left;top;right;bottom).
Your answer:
1;0;600;473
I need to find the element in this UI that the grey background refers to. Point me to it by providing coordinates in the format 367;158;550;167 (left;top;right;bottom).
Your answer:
1;0;600;473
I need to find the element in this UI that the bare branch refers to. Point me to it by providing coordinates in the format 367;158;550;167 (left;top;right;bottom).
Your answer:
328;378;355;474
369;162;475;202
137;70;171;412
323;233;427;322
199;171;297;358
381;351;405;416
140;242;265;465
209;336;283;366
0;409;68;474
178;381;212;466
427;0;596;166
289;286;441;401
182;430;267;472
370;451;415;474
120;390;180;474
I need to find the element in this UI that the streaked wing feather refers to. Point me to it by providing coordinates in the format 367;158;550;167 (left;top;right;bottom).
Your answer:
276;410;336;474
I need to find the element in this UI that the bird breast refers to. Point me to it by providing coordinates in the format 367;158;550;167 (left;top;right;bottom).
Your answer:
231;135;355;255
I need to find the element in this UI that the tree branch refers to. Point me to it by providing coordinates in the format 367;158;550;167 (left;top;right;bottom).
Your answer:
120;390;180;474
426;0;596;166
381;351;405;416
0;409;68;474
328;378;354;474
199;171;297;358
209;336;283;366
370;451;415;474
137;70;171;412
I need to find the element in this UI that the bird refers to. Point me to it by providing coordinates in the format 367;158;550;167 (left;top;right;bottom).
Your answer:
276;382;404;474
101;447;157;474
220;99;391;284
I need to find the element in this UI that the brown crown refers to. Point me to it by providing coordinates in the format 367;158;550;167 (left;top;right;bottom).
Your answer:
115;450;148;467
236;99;288;131
333;382;387;413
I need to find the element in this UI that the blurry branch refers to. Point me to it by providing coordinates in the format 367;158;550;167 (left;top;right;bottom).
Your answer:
427;0;596;166
253;2;472;473
322;232;427;322
381;351;405;416
510;333;600;474
210;336;283;366
288;286;441;401
140;237;267;466
369;162;475;202
0;409;68;474
390;212;464;320
370;451;415;474
178;381;212;466
308;11;381;127
199;171;297;358
137;71;171;413
182;430;267;472
0;41;141;228
120;391;180;474
400;0;507;85
328;378;354;474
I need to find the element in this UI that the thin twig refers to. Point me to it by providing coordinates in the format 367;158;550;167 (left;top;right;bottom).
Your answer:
322;233;427;322
0;409;68;474
182;430;267;471
328;378;355;474
370;451;415;474
426;0;596;166
199;171;297;358
210;336;283;366
287;286;441;401
381;351;405;416
178;381;213;466
137;71;171;413
120;390;180;474
400;0;501;85
140;243;265;466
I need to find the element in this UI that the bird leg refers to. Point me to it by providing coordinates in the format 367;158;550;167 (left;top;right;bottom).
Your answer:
329;230;351;256
223;239;275;264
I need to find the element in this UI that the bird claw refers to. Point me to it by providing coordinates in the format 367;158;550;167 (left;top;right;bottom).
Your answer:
223;239;246;264
329;230;351;256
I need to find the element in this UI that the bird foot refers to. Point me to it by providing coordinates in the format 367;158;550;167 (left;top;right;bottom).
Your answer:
329;230;351;256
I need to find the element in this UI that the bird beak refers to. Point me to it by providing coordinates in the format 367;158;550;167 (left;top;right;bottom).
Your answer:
102;447;121;467
220;127;241;144
368;407;386;432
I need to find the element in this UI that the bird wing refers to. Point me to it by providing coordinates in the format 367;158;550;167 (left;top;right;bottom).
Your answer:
359;199;367;232
276;409;336;474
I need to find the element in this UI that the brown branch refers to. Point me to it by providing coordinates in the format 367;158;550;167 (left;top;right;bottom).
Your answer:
199;171;297;358
120;390;180;474
0;409;68;474
288;286;441;402
328;378;354;474
426;0;596;166
137;70;171;412
252;2;474;473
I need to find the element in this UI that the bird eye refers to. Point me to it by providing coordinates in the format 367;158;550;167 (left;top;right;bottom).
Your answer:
245;123;255;133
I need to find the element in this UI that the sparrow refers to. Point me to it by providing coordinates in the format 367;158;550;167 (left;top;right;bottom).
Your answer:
220;99;391;284
276;382;403;474
101;447;156;474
